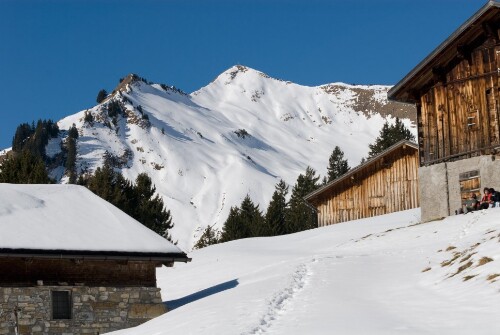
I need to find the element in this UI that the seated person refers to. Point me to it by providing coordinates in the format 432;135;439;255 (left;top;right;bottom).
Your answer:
463;192;479;213
489;188;500;207
480;187;493;209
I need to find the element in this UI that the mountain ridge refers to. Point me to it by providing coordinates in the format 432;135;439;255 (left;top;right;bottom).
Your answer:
5;65;417;250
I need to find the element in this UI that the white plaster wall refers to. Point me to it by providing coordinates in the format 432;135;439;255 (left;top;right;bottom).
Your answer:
419;163;449;222
420;155;500;222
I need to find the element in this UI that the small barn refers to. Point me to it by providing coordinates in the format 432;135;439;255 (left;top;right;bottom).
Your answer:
0;183;190;335
305;141;419;227
388;1;500;221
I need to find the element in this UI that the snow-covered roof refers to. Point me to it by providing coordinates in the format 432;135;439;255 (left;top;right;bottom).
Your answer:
0;183;188;262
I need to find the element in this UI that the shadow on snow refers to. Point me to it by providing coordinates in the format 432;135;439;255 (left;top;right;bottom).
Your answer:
165;279;239;310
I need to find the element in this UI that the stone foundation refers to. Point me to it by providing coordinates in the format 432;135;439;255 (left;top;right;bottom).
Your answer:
419;154;500;222
0;286;166;335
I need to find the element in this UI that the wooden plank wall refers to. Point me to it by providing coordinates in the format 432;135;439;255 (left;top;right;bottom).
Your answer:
0;258;157;287
315;148;419;227
419;38;500;165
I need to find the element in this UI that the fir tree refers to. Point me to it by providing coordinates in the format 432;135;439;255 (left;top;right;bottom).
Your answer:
86;164;119;202
85;168;175;241
220;195;263;241
220;206;242;242
239;194;265;237
264;179;289;236
133;173;174;240
65;123;78;184
106;100;122;118
96;89;108;104
66;138;77;183
327;146;350;182
367;118;415;158
12;123;34;153
83;111;94;124
12;119;59;158
193;225;220;249
65;124;79;184
286;166;320;233
0;151;50;184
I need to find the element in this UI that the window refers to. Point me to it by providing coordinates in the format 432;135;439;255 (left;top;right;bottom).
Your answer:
52;291;72;320
459;170;481;203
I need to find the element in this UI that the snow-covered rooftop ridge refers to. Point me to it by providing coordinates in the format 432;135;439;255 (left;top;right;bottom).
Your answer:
0;183;186;256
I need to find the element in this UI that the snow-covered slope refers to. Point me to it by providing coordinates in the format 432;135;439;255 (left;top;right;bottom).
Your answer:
110;208;500;335
52;65;415;250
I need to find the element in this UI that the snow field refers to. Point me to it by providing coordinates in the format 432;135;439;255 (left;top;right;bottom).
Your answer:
110;208;500;334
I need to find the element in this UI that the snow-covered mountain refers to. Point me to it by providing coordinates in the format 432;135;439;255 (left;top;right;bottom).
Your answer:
47;65;415;250
110;208;500;334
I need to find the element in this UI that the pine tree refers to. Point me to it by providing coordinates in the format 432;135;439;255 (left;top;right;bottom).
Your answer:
133;173;174;240
220;195;264;242
0;151;50;184
11;119;59;158
193;225;220;249
83;111;94;124
86;164;119;202
367;118;415;158
12;123;34;153
220;206;242;242
65;124;79;184
85;168;175;241
239;194;265;237
327;146;350;182
264;180;289;236
286;166;320;233
96;89;108;104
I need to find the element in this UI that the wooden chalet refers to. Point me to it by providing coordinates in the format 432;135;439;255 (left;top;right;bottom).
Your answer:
305;141;419;227
388;1;500;221
0;184;190;335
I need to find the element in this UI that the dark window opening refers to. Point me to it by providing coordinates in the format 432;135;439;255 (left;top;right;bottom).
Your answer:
52;291;72;320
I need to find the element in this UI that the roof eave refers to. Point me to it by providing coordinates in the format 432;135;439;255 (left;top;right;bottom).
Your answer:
388;1;500;102
0;248;192;264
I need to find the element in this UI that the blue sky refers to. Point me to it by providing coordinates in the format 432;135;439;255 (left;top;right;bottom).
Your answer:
0;0;484;148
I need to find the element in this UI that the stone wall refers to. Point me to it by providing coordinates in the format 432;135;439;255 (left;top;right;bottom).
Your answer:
419;163;450;222
419;154;500;222
0;285;166;335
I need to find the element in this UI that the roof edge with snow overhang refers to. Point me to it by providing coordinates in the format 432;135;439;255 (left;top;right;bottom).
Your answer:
0;248;191;266
0;183;190;265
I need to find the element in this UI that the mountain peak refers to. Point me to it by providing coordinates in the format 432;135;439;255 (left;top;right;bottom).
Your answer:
113;73;149;94
205;65;290;90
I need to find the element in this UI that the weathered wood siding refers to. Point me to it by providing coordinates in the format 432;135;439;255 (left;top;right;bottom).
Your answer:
0;258;157;287
312;147;419;227
419;37;500;166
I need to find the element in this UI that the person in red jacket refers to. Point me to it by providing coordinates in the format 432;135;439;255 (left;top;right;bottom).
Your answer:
480;187;493;209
